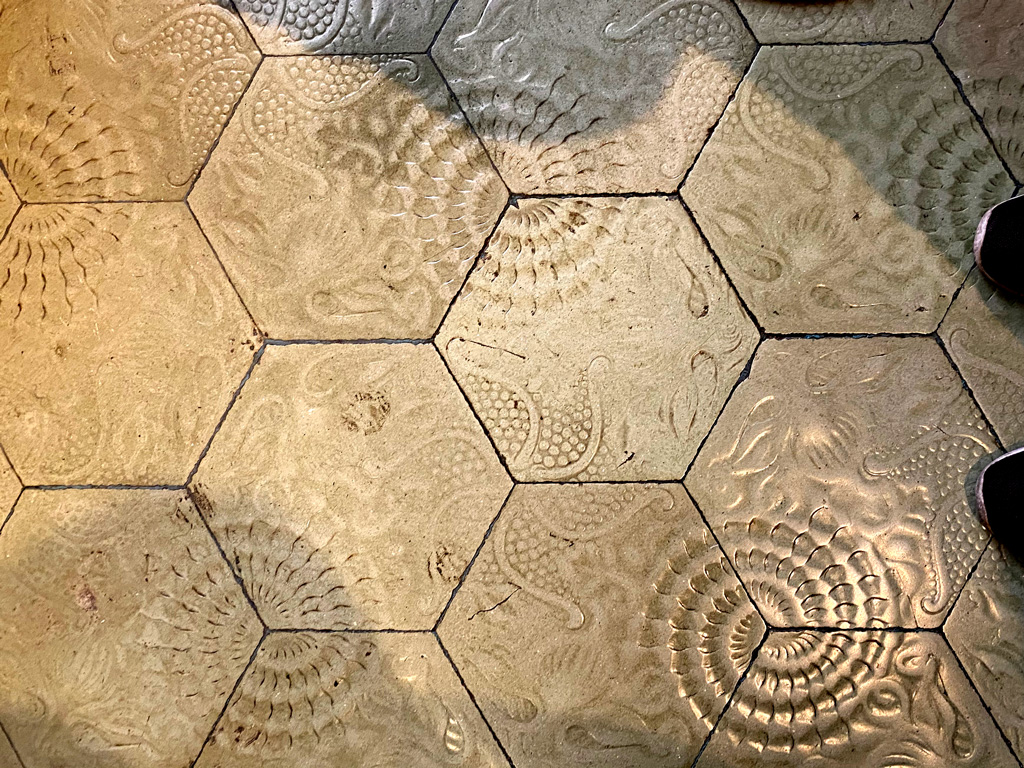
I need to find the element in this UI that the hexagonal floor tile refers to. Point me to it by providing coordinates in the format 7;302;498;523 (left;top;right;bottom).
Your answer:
0;489;263;768
684;44;1013;334
191;56;504;340
0;0;260;202
0;451;18;520
0;174;18;234
195;631;507;767
940;270;1024;447
936;0;1024;183
433;0;755;194
697;630;1017;766
437;197;759;482
734;0;949;43
190;55;505;341
687;337;995;629
192;343;511;630
0;203;257;486
233;0;456;54
438;483;765;768
947;543;1024;761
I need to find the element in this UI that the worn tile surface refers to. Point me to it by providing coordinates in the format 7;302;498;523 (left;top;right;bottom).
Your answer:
438;197;758;481
191;55;505;340
0;0;260;202
947;544;1024;761
0;730;17;768
193;343;511;630
439;483;765;768
0;203;257;486
685;44;1012;334
936;0;1024;183
434;0;755;194
688;338;995;628
234;0;457;54
0;174;18;234
940;270;1024;447
0;451;18;519
0;490;262;768
698;631;1018;767
196;632;507;767
735;0;949;43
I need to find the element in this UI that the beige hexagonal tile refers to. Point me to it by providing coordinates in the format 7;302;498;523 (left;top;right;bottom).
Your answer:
946;543;1024;761
233;0;456;54
0;174;18;234
190;55;506;341
687;337;995;629
936;0;1024;183
0;451;18;520
684;44;1013;334
195;631;507;767
433;0;755;194
439;483;765;768
697;630;1018;767
437;197;759;482
0;489;263;768
0;203;258;486
940;270;1024;447
734;0;949;43
192;343;511;630
0;0;261;202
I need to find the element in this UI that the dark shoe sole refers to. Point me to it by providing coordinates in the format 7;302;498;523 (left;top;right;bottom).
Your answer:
977;446;1024;563
975;196;1024;298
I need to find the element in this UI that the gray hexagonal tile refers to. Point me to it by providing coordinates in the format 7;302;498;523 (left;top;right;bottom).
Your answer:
735;0;949;43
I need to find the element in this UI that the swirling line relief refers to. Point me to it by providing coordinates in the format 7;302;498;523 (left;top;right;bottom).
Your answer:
736;0;948;43
706;632;1004;766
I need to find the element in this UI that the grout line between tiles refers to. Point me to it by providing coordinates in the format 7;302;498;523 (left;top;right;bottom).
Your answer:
270;627;429;634
185;54;265;200
427;0;462;54
0;200;22;244
0;441;23;487
771;625;943;634
264;337;432;345
186;485;267;629
726;0;758;43
935;266;974;331
931;41;1019;185
930;0;958;43
23;483;187;491
763;330;935;339
186;343;267;487
940;537;990;632
941;628;1024;768
0;717;25;768
935;332;1007;452
189;628;267;768
184;201;262;332
690;628;768;768
434;484;516;631
433;631;520;768
0;487;23;539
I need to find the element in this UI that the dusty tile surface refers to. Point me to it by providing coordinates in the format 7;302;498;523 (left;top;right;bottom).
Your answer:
685;44;1013;334
0;730;17;768
0;174;17;234
191;55;505;340
193;343;510;630
0;203;256;486
734;0;949;43
936;0;1024;182
434;0;755;194
0;452;18;519
946;544;1024;760
940;270;1024;447
698;630;1018;767
234;0;456;54
439;483;765;768
0;0;260;202
196;631;507;767
688;338;995;629
438;197;758;482
0;490;262;768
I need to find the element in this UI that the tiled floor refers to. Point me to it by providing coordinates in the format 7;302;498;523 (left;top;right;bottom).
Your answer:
0;1;1022;767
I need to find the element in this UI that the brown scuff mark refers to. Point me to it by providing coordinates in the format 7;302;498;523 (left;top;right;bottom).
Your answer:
340;391;391;435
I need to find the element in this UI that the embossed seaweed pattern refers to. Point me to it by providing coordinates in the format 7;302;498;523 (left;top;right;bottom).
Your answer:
197;632;505;767
440;197;758;482
190;55;506;339
688;339;994;629
0;0;260;201
233;0;456;53
434;0;755;192
685;44;1013;333
701;632;1017;766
